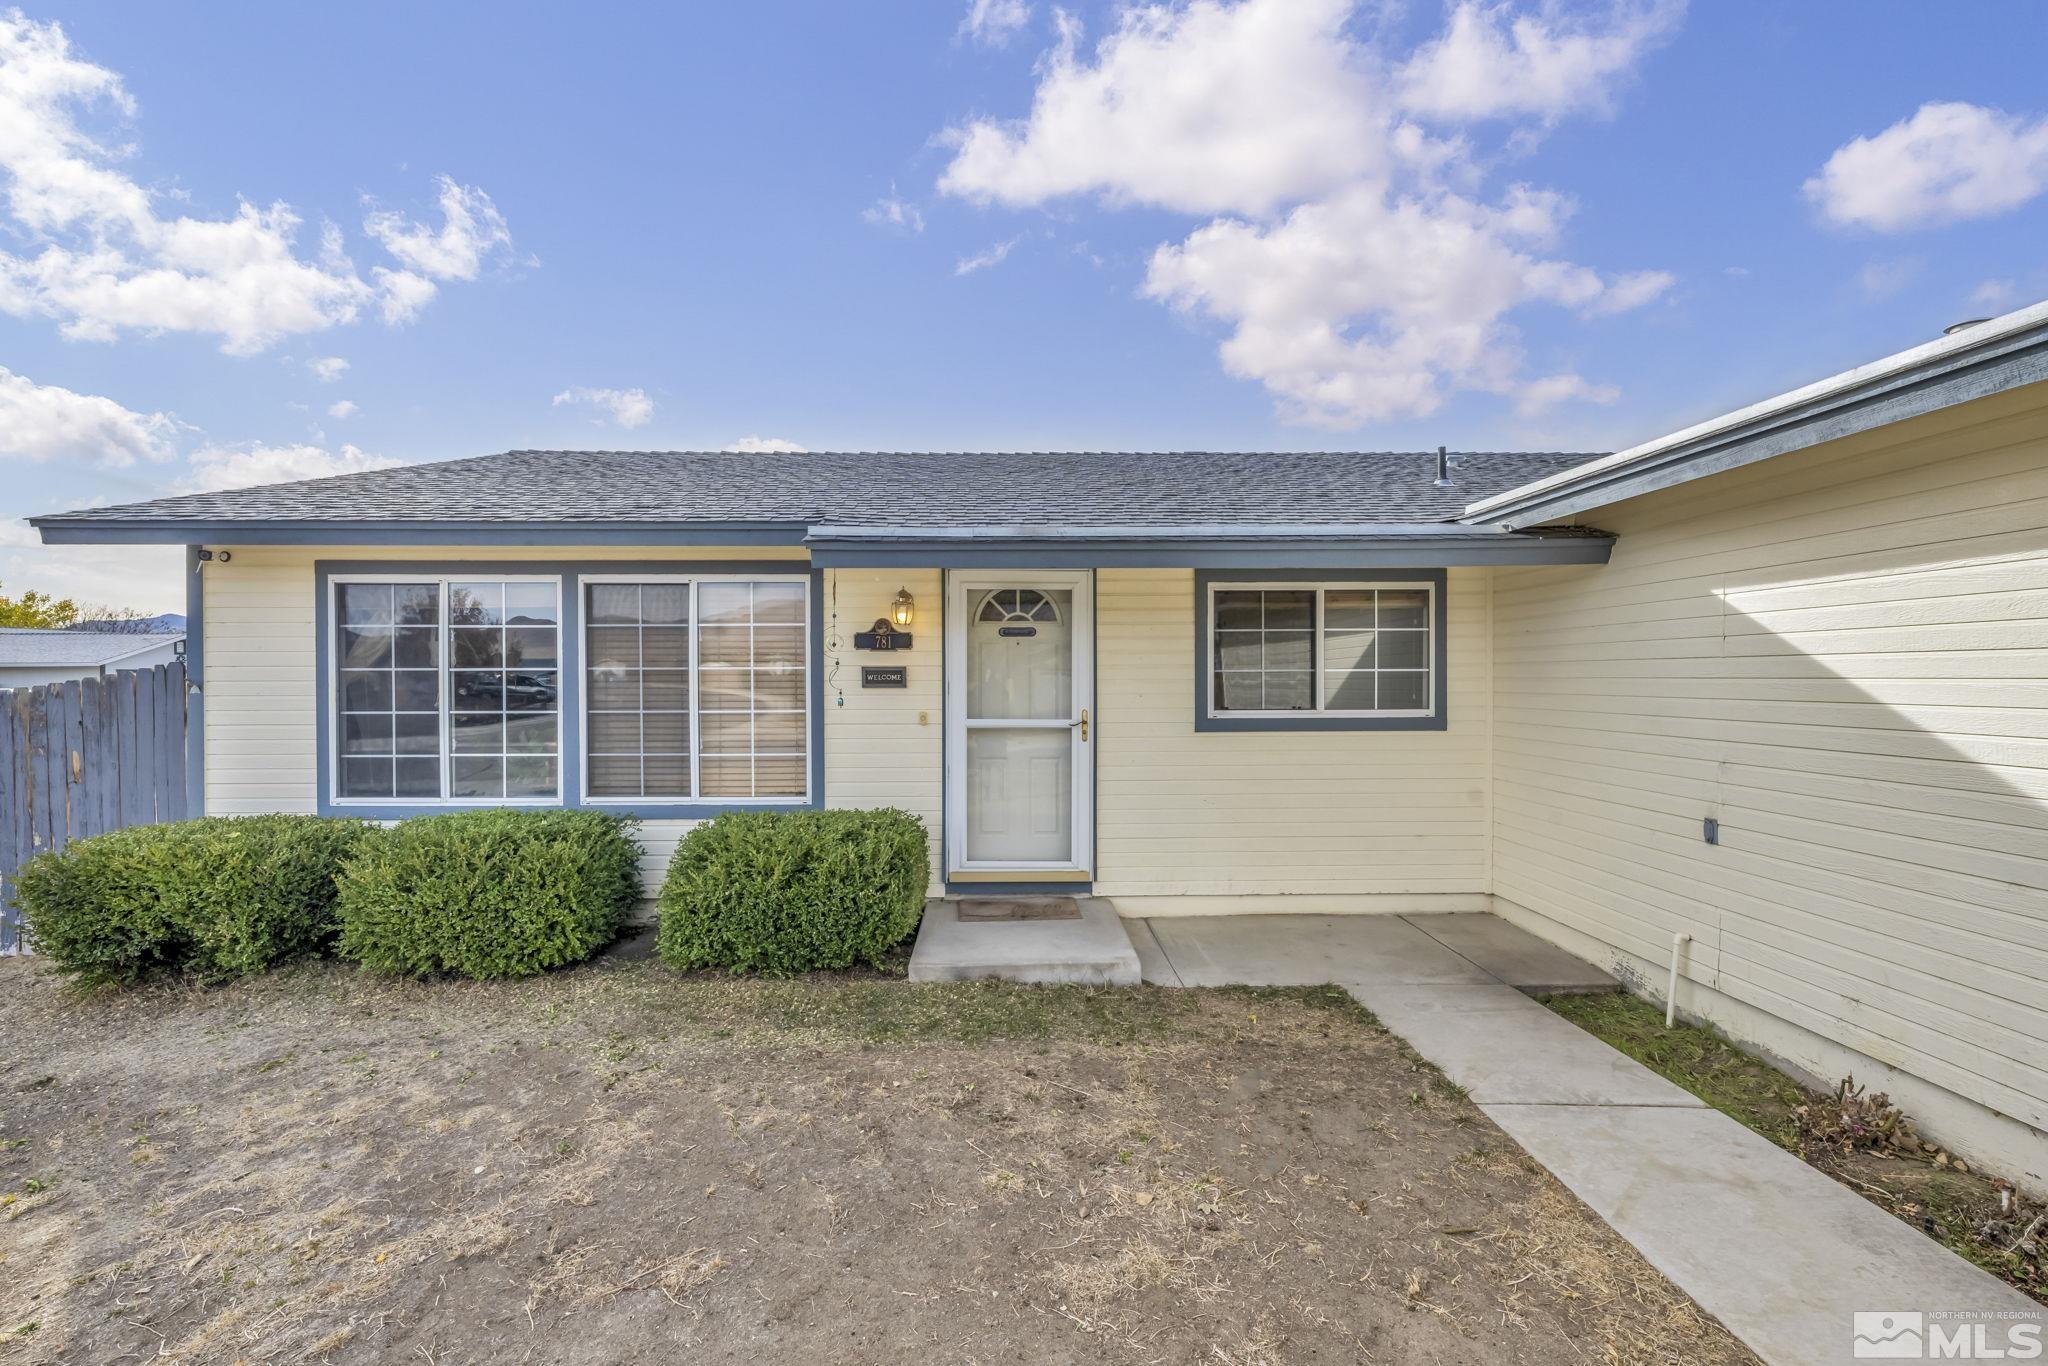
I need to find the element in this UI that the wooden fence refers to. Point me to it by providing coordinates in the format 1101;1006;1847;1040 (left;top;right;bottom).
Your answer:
1;661;192;953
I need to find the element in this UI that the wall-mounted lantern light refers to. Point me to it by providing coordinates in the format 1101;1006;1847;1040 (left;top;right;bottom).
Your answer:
857;587;916;651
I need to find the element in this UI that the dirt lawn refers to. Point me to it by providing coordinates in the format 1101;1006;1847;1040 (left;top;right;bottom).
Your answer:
0;957;1754;1365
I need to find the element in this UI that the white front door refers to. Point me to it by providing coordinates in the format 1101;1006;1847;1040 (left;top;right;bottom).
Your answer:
944;571;1093;880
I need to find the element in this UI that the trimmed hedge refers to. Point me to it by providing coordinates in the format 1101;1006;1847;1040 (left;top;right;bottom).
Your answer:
656;808;928;975
334;810;639;979
14;815;372;988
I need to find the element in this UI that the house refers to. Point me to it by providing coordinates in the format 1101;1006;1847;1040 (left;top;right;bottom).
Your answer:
32;300;2048;1190
0;627;185;690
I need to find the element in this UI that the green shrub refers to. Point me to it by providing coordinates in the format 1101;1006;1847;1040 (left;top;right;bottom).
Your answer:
334;810;639;979
656;808;928;975
14;815;372;988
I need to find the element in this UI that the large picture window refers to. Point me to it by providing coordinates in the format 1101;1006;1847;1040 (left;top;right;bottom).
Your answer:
333;576;562;801
583;576;809;802
1204;578;1440;725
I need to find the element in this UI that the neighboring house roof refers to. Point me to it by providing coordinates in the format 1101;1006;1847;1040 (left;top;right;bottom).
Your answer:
1464;297;2048;528
34;450;1595;533
0;628;184;668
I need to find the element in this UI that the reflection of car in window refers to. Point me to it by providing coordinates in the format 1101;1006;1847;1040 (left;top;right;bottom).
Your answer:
504;673;558;709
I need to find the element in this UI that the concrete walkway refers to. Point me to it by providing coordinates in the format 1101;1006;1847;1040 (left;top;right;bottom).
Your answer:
1136;913;2045;1366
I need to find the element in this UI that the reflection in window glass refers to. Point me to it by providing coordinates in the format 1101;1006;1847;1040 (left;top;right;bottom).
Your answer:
1211;584;1433;717
333;579;561;801
584;579;809;803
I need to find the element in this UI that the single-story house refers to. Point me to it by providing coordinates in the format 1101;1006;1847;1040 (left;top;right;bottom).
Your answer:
0;627;185;690
33;300;2048;1191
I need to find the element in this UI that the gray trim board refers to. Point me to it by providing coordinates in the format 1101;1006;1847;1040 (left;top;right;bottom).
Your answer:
312;559;824;820
184;546;206;818
1193;569;1450;733
811;534;1610;569
39;520;811;547
1465;306;2048;527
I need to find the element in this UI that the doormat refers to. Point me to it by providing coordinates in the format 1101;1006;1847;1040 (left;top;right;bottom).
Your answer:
954;897;1081;922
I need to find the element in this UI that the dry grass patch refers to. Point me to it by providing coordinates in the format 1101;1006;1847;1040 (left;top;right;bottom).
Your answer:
0;959;1755;1364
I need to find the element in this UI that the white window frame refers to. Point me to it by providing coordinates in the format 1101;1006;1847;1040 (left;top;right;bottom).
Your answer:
578;572;812;807
1204;579;1437;721
327;573;566;807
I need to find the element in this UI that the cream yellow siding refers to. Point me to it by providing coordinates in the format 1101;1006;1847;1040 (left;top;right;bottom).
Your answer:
1489;385;2048;1185
200;544;810;891
821;568;945;888
1094;567;1492;907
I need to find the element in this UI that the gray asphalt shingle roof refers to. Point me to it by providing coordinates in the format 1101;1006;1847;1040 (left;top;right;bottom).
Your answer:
0;629;183;667
33;449;1604;530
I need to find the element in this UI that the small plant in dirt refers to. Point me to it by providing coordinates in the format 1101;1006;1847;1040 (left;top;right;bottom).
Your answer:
656;808;928;975
1794;1075;1923;1157
335;810;639;979
15;815;372;988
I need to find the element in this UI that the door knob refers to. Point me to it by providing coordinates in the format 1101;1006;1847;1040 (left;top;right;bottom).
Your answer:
1071;708;1089;742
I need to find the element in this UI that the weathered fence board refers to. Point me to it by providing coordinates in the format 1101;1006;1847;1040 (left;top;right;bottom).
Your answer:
0;660;189;953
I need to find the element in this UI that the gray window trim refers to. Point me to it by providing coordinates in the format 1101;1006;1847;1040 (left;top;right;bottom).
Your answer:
1193;569;1448;733
314;560;824;818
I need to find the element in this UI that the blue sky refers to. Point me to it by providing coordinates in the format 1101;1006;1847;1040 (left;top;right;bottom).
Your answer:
5;0;2048;611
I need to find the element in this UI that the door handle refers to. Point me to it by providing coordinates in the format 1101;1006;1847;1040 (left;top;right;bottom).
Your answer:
1071;708;1088;742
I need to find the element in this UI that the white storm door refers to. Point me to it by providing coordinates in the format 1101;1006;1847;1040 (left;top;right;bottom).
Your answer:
944;572;1093;878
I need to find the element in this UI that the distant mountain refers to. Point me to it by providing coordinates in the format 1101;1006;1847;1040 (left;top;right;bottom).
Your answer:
68;613;186;635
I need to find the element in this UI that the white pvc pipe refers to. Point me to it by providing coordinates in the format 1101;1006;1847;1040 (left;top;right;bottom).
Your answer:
1665;932;1692;1027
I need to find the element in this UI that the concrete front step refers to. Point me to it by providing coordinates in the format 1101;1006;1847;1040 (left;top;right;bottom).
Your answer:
906;896;1141;985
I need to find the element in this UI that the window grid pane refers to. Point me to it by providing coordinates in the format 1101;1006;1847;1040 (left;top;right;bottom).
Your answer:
696;580;808;799
334;579;561;803
1210;590;1316;714
585;582;694;799
1318;587;1431;714
1213;585;1433;717
336;581;440;799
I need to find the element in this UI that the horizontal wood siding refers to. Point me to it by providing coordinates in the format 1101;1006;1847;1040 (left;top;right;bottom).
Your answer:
821;568;944;888
1094;567;1491;900
1490;385;2048;1142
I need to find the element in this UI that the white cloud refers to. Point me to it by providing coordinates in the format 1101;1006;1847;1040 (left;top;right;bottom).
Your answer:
955;235;1023;275
722;436;807;453
0;533;183;615
0;366;176;465
362;176;511;279
1395;0;1683;124
0;14;516;353
326;399;358;419
937;0;1673;426
552;386;655;429
862;191;926;234
173;442;400;494
939;0;1398;218
1145;184;1668;425
306;355;349;382
1971;278;2018;310
1806;101;2048;233
960;0;1032;47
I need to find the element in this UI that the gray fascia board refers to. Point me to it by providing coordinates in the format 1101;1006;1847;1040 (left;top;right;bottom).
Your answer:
1463;301;2048;528
807;532;1612;568
32;519;813;547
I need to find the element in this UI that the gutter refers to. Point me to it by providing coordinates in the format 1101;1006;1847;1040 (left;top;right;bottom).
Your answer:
1462;297;2048;528
803;522;1613;568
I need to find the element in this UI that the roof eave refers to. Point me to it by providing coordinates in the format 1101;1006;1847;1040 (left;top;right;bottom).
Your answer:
803;523;1612;568
30;519;815;547
1460;298;2048;528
